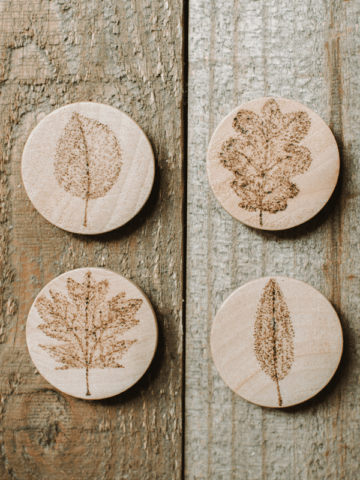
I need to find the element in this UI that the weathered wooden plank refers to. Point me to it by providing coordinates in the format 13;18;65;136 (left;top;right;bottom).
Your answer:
186;0;360;478
0;0;183;478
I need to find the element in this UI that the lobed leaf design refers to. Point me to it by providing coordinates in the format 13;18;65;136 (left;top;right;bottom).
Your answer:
220;98;312;226
36;271;142;396
54;113;122;227
254;278;294;406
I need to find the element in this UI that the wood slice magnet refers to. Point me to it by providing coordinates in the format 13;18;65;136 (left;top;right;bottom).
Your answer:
22;102;155;234
26;268;158;400
207;97;340;230
211;277;342;408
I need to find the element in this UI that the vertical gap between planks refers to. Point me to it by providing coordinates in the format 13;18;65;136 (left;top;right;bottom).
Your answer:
181;0;189;478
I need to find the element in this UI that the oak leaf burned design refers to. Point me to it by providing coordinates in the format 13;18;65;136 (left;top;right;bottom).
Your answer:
219;99;312;226
254;278;294;406
54;112;122;227
36;271;142;396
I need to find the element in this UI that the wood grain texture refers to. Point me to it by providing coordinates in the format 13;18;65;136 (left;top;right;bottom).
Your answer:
27;268;158;400
186;0;360;478
211;277;342;408
0;0;183;478
22;103;155;234
207;97;339;230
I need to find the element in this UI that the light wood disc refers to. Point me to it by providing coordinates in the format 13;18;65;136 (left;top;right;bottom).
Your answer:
207;97;340;230
211;277;343;408
22;102;155;234
26;268;158;400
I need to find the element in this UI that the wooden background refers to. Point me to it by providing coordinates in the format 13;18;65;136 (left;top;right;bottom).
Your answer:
186;0;360;478
0;0;359;478
0;0;183;479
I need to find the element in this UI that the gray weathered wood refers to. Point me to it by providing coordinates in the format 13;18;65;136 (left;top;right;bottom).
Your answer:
186;0;360;478
0;1;183;478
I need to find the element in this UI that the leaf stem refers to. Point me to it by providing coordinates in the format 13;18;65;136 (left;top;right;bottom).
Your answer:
75;113;91;228
84;196;89;228
275;377;283;407
271;283;282;406
86;365;90;396
84;273;91;396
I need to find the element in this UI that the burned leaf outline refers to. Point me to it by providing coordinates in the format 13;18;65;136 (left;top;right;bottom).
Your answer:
35;270;143;396
253;278;295;406
54;112;122;228
219;98;313;226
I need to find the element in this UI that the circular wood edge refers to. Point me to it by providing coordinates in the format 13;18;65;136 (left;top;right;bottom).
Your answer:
21;102;156;235
206;97;340;231
210;276;344;408
26;267;158;400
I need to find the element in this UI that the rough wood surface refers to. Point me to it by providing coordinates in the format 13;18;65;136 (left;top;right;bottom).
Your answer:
27;268;158;400
0;0;183;478
211;276;342;408
22;102;155;234
186;0;360;478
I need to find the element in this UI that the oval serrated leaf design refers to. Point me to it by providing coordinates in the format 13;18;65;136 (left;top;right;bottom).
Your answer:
54;112;122;227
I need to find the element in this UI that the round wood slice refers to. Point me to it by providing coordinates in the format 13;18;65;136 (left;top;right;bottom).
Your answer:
22;102;155;234
211;277;343;408
26;268;158;400
207;97;340;230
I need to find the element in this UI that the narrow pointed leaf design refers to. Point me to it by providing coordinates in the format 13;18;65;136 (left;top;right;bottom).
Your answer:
254;278;294;406
54;113;122;227
36;271;142;396
219;98;312;226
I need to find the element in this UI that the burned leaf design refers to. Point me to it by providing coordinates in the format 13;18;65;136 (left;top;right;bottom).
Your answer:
54;113;122;227
220;98;312;226
254;279;294;406
36;271;142;396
